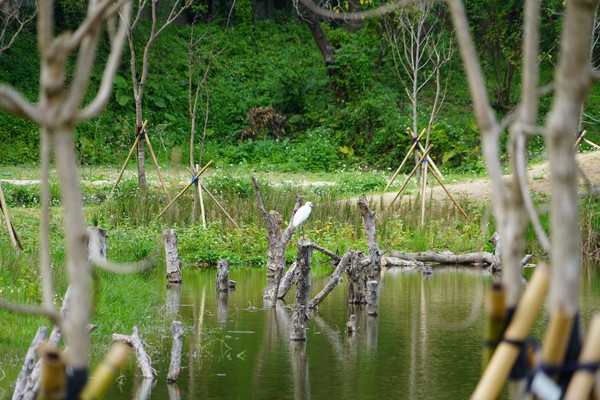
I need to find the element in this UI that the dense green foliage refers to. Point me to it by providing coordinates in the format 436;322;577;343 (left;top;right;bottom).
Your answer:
1;3;598;172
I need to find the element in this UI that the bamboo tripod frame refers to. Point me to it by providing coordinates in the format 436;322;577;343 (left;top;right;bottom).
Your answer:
155;161;239;228
387;145;468;220
109;120;169;197
0;183;22;250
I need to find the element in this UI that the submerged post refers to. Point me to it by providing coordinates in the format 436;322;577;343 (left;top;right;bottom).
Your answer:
291;238;312;341
366;280;379;316
163;230;182;283
167;321;184;383
216;259;229;292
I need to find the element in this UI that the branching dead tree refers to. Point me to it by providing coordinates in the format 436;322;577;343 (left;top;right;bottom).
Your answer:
0;0;37;59
128;0;192;197
251;176;303;301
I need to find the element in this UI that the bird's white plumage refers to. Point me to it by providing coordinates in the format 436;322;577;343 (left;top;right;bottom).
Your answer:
292;201;313;228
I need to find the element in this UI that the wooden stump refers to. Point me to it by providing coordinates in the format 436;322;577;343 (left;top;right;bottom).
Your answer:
358;195;381;282
166;321;184;383
216;259;229;292
346;251;367;304
346;314;357;334
87;226;107;261
291;239;312;341
366;280;379;316
163;230;182;283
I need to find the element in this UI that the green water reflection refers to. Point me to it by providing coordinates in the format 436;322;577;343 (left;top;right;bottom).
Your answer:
106;262;600;399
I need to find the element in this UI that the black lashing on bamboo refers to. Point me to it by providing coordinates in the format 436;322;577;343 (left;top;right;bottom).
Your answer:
66;367;88;400
504;307;530;380
557;313;582;392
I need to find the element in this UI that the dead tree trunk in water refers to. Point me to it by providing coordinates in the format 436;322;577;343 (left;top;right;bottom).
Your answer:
346;251;367;304
251;177;303;301
163;230;182;283
216;259;229;292
291;239;312;341
358;195;381;282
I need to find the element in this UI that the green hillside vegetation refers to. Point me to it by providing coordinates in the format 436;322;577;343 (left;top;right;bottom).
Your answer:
2;2;597;172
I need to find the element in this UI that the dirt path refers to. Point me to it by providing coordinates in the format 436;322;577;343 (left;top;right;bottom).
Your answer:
377;150;600;205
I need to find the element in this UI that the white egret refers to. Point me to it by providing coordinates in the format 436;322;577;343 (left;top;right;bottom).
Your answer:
292;201;313;228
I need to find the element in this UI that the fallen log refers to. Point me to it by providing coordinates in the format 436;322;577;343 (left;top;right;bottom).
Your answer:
276;262;297;300
389;250;495;266
12;327;49;400
112;327;156;379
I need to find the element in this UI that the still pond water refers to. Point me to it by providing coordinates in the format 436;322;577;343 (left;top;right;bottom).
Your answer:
102;262;599;400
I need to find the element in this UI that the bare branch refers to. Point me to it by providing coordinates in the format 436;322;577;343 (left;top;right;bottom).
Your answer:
39;128;56;310
0;85;41;122
0;298;60;324
78;1;133;120
92;258;156;274
0;0;37;57
297;0;425;21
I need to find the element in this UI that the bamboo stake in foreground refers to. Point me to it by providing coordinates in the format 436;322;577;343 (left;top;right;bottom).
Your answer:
540;308;574;377
38;343;66;400
471;264;550;400
80;342;132;400
564;314;600;399
482;283;506;370
156;160;213;219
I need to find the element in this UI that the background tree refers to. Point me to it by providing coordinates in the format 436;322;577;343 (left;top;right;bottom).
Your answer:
383;2;453;169
0;0;37;59
128;0;192;197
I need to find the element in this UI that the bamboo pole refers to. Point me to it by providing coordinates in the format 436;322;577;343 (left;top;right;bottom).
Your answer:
420;161;428;227
385;129;426;191
388;146;433;209
582;137;600;150
573;129;587;148
156;160;213;220
80;342;132;400
408;128;445;180
109;120;148;197
540;308;574;377
200;183;240;229
38;343;66;400
426;163;470;220
471;264;550;400
482;283;506;370
0;184;22;249
144;131;168;194
198;171;207;228
564;314;600;400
